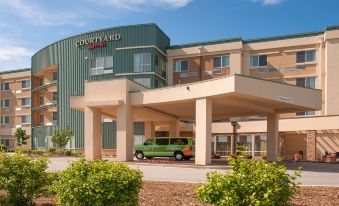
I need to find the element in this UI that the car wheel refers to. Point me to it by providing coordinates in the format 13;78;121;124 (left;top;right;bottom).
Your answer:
135;151;144;160
174;151;184;161
184;156;192;160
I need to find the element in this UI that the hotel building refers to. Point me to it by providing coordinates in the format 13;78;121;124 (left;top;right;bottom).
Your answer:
2;23;338;165
0;68;31;149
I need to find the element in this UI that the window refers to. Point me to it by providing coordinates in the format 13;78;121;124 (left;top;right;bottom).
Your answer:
156;138;169;145
134;53;151;72
170;138;188;145
296;50;316;63
21;115;30;124
254;134;267;157
22;80;30;89
1;82;9;91
296;77;316;89
237;135;252;152
53;72;58;81
89;56;113;76
1;116;9;125
175;60;189;72
296;77;316;116
21;98;30;106
39;95;44;105
39;113;44;124
53;112;58;122
39;77;44;86
1;99;9;108
155;55;159;66
0;139;10;147
213;55;230;68
134;78;151;88
296;111;315;116
53;92;58;102
250;55;267;68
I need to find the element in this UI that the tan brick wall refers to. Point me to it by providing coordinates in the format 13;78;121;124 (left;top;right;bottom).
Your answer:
306;130;316;161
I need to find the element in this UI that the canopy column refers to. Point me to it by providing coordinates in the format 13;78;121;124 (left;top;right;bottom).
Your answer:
195;98;212;165
267;113;279;161
116;104;134;161
84;107;102;160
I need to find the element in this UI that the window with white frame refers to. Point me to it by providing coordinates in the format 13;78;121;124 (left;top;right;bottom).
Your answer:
39;113;44;125
21;115;31;124
296;77;316;89
53;112;58;122
21;98;30;107
296;50;316;63
0;99;9;108
175;60;189;72
213;55;230;68
22;80;30;89
134;53;151;72
1;82;9;91
53;72;58;81
53;92;57;102
1;116;9;125
250;55;267;68
39;95;44;105
296;77;316;116
134;78;151;88
0;139;10;147
39;77;44;86
89;56;113;76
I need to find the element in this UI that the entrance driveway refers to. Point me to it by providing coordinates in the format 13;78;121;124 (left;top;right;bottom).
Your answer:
47;157;339;186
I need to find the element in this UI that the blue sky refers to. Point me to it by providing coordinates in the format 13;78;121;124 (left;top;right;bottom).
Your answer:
0;0;339;71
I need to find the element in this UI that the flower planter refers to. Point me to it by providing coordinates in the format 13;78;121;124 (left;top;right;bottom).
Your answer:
293;153;302;161
323;156;336;163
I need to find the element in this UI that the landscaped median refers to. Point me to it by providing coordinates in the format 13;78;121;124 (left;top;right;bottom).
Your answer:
0;152;338;206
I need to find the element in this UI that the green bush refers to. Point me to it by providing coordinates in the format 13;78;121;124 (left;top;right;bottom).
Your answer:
0;144;7;152
65;150;72;156
51;159;143;206
48;147;56;153
0;152;50;206
195;154;300;206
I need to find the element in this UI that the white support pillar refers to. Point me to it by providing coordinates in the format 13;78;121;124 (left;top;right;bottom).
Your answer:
169;119;180;137
195;98;212;165
84;107;102;160
116;104;134;161
267;113;279;162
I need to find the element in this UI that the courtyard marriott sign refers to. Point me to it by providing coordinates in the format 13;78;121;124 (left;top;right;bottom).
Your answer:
75;34;121;50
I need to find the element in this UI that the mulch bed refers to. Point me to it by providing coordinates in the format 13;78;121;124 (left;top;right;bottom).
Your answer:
32;181;339;206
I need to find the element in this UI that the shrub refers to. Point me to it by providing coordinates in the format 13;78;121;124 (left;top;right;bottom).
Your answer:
0;152;50;206
48;147;56;153
51;159;143;206
51;127;73;151
195;154;300;206
0;144;7;152
65;150;72;156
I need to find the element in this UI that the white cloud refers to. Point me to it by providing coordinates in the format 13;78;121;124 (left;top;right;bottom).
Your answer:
93;0;192;11
252;0;283;5
0;0;86;27
0;37;33;70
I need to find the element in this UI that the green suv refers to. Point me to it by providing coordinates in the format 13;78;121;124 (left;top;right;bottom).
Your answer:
134;137;194;161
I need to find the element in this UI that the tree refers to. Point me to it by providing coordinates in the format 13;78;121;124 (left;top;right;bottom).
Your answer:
51;127;73;151
15;128;28;149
